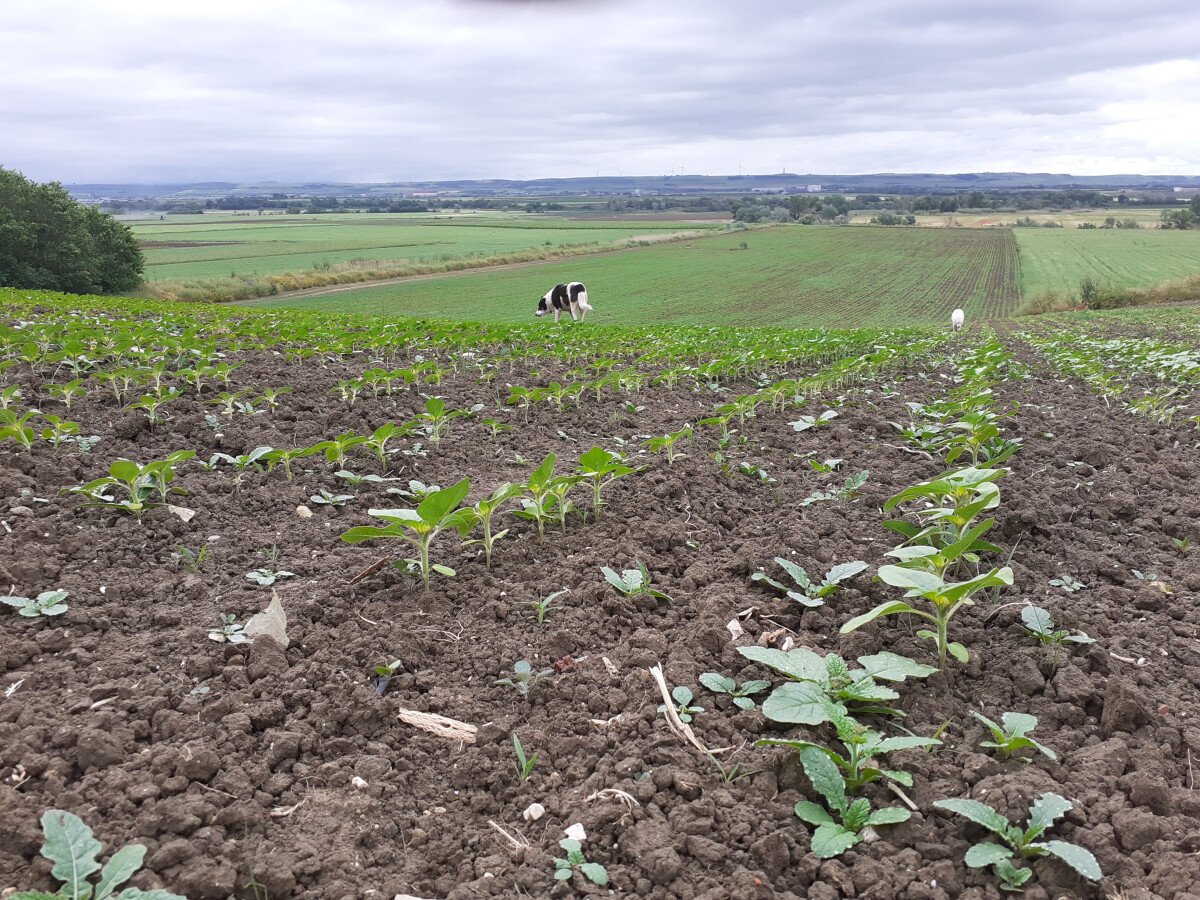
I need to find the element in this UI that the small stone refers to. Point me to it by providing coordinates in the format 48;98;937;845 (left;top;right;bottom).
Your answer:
167;505;195;522
564;823;586;841
8;506;33;517
296;505;313;519
522;803;545;822
352;776;369;789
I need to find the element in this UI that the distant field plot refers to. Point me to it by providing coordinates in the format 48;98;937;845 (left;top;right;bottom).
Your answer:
248;225;1020;327
1015;228;1200;297
132;213;716;280
850;207;1174;229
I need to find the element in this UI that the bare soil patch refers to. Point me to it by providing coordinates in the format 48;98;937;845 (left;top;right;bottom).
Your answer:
1;339;1198;898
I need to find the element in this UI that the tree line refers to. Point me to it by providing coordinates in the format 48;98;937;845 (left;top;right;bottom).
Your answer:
1;167;143;294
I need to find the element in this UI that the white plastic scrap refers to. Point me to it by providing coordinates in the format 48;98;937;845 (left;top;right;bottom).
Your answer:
564;823;587;841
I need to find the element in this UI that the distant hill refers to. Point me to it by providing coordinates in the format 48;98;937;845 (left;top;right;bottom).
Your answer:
66;172;1200;201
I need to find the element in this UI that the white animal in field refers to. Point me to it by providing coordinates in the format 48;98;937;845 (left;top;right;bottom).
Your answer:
535;282;592;323
951;308;965;331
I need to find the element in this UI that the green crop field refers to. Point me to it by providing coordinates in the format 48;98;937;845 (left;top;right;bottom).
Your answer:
131;213;719;280
246;225;1021;327
1015;228;1200;297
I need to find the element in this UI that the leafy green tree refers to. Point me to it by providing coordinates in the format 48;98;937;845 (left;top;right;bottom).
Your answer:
1190;194;1200;218
0;167;143;293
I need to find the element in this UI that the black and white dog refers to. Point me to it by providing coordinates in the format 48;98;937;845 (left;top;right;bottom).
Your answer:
535;282;592;323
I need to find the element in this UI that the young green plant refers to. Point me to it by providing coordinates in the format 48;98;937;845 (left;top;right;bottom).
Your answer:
340;478;477;590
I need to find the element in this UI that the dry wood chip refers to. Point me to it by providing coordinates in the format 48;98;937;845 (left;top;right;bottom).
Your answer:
397;708;478;744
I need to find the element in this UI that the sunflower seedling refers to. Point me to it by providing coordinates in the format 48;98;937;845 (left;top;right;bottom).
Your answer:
12;809;185;900
792;746;911;858
0;409;38;452
752;558;868;608
601;561;674;604
972;711;1056;761
530;588;568;624
698;673;770;710
495;660;552;699
371;659;403;695
463;482;522;569
641;425;692;464
2;590;69;618
553;838;608;887
515;453;557;541
341;478;476;590
933;793;1100;891
576;446;636;519
512;733;538;782
208;613;247;644
659;685;703;723
841;564;1013;670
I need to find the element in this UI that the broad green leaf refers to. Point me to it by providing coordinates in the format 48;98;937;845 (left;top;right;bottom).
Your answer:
416;477;470;523
366;507;423;523
430;564;456;577
875;735;941;753
864;807;911;827
762;682;839;725
95;844;145;899
750;572;789;594
877;565;944;594
530;452;557;486
840;601;923;634
939;567;1013;603
947;642;970;663
733;696;755;710
810;823;859;858
843;797;871;831
793;801;834;826
774;557;812;590
8;893;63;899
885;545;939;562
579;862;608;886
1001;712;1038;738
964;841;1015;869
824;560;869;585
857;652;937;682
340;525;401;544
699;673;735;694
881;769;913;787
1025;793;1072;841
601;566;629;592
737;646;825;682
799;746;846;812
40;809;102;900
840;679;899;703
109;459;140;482
1033;840;1101;881
933;798;1011;838
995;858;1033;888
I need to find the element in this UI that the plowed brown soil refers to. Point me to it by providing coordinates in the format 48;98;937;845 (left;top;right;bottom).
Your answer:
2;337;1199;899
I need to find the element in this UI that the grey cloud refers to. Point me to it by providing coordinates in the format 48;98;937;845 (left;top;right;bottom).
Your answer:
2;0;1198;182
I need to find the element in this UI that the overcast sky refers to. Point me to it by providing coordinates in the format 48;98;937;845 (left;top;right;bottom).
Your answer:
5;0;1200;184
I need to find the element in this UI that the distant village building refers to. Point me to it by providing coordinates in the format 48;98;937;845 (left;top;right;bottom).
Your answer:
806;184;822;193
